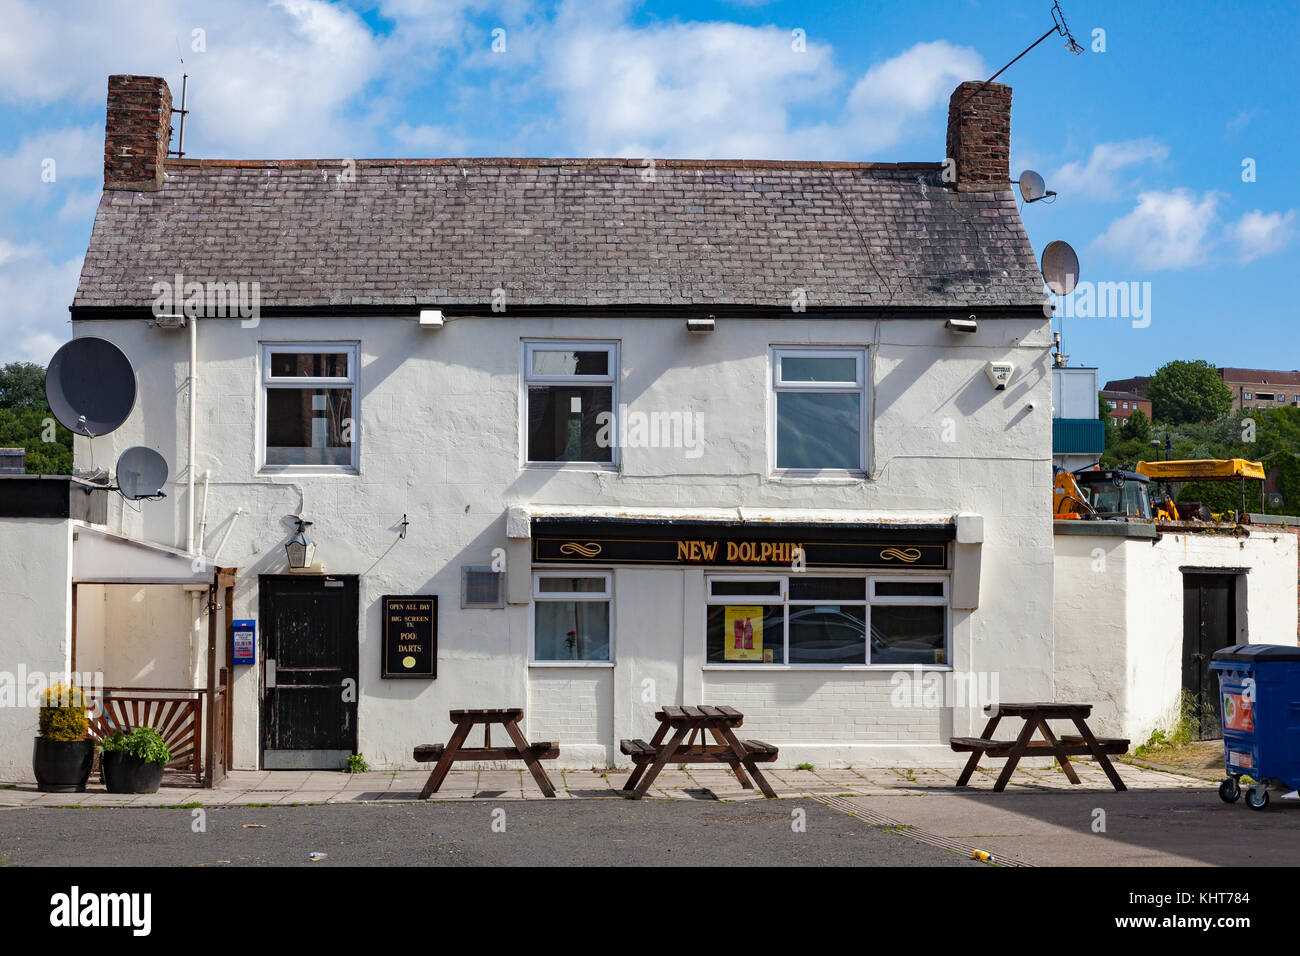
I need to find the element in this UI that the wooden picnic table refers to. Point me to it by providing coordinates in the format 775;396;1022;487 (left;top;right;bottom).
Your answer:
950;702;1129;792
620;705;779;800
414;708;558;798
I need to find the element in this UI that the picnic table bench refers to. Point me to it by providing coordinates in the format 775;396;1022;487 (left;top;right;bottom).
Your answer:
620;704;779;799
951;702;1129;792
414;708;558;798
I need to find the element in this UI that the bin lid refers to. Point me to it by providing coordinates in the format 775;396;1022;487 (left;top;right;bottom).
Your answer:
1212;643;1300;663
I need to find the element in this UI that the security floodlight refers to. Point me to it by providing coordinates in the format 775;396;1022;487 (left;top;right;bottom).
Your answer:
419;309;444;328
687;316;715;334
946;317;978;334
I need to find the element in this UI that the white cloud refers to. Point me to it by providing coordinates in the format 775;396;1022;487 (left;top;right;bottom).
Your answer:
1232;209;1296;263
0;125;102;206
1092;189;1220;271
0;240;81;363
1052;138;1169;201
844;39;984;150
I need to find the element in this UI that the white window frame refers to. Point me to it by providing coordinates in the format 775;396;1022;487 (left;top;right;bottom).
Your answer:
258;342;360;475
703;572;950;671
529;570;615;667
770;347;868;476
521;340;620;470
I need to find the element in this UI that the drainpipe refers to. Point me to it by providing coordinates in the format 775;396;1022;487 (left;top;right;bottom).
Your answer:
187;317;197;554
197;470;211;555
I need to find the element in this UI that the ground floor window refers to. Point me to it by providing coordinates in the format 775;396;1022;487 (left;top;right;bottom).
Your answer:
705;574;947;666
532;572;612;662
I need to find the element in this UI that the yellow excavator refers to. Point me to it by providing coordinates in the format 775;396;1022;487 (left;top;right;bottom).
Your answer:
1135;458;1266;521
1054;458;1266;521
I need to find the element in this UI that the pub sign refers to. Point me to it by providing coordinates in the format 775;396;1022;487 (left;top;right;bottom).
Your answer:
381;595;437;679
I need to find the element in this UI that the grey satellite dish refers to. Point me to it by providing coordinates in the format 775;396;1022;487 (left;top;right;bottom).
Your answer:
1041;240;1080;296
115;446;168;500
45;337;137;437
1019;170;1046;202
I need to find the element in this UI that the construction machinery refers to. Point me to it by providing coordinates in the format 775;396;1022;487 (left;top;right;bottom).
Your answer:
1136;458;1266;521
1054;458;1267;522
1054;466;1154;520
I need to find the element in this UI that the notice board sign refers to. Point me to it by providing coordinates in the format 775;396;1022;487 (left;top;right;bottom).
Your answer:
381;595;437;679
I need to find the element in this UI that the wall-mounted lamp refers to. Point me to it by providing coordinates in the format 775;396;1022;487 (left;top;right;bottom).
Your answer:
399;514;409;539
687;315;715;334
286;517;316;569
419;309;445;328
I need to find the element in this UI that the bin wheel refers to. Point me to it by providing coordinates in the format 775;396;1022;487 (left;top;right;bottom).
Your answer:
1246;785;1270;810
1219;778;1241;803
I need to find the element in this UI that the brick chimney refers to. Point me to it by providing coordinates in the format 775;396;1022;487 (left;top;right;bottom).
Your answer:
104;75;172;191
945;81;1011;191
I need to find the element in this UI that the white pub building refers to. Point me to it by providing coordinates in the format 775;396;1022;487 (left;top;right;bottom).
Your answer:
1;74;1062;779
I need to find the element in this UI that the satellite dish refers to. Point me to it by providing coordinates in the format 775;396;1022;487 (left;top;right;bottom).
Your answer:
45;337;138;437
1018;170;1046;202
115;446;169;500
1041;240;1080;296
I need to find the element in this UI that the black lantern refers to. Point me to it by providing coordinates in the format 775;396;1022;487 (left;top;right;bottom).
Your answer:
286;517;315;569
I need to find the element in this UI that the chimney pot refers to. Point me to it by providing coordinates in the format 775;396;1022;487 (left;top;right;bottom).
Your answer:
104;75;172;191
946;81;1012;191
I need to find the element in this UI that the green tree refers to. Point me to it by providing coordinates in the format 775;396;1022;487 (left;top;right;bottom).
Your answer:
1146;360;1233;424
0;361;47;411
1099;393;1120;448
0;362;73;475
1120;408;1152;443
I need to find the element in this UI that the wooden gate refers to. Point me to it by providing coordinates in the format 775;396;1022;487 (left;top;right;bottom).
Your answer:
88;688;208;783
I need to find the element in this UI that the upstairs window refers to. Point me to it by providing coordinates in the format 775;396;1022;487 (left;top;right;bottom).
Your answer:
771;348;866;472
524;342;617;465
261;344;358;471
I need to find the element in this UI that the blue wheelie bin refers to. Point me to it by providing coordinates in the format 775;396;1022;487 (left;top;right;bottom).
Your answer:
1210;644;1300;810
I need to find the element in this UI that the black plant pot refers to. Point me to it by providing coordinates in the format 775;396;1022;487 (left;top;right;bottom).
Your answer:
101;751;165;794
32;737;94;793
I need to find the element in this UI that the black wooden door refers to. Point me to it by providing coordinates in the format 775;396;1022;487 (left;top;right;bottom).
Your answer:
260;575;359;768
1182;573;1237;739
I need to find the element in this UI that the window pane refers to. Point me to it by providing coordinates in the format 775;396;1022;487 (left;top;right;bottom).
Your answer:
706;605;784;664
873;580;945;599
538;576;606;594
527;386;614;462
710;579;782;598
782;356;857;383
265;387;352;466
531;349;609;377
789;605;866;664
270;352;349;378
790;577;865;601
534;600;610;661
776;392;861;469
870;605;946;665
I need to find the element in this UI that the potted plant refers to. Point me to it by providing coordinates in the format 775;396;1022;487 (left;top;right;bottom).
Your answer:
98;727;171;794
32;683;94;793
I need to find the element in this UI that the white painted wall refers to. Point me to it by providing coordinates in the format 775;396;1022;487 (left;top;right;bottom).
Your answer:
74;584;197;688
1054;525;1298;744
0;518;73;780
67;313;1054;768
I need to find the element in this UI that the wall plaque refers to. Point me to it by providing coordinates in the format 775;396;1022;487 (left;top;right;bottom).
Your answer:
381;595;437;679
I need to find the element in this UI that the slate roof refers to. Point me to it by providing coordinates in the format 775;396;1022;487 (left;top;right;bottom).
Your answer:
73;157;1044;313
1220;368;1300;387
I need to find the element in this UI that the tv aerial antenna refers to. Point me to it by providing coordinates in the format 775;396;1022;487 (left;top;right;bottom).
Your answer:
170;34;190;158
960;1;1084;107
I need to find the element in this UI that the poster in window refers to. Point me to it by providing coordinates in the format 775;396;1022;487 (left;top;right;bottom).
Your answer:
724;605;763;662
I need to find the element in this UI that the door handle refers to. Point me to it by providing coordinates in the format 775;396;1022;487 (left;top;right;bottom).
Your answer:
265;657;277;689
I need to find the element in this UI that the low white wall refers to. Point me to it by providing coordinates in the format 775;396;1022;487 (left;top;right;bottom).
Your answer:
1054;525;1298;744
0;519;73;781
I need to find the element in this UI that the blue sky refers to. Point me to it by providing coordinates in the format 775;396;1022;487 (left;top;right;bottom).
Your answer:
1;0;1296;385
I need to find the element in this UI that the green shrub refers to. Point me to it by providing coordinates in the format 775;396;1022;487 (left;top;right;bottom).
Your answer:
38;683;88;741
98;726;172;765
345;753;370;774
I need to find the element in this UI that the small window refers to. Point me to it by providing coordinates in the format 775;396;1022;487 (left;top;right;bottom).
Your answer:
1244;392;1253;400
771;348;867;472
261;343;358;471
869;577;948;665
705;573;946;667
524;341;617;465
532;572;611;662
461;566;504;609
